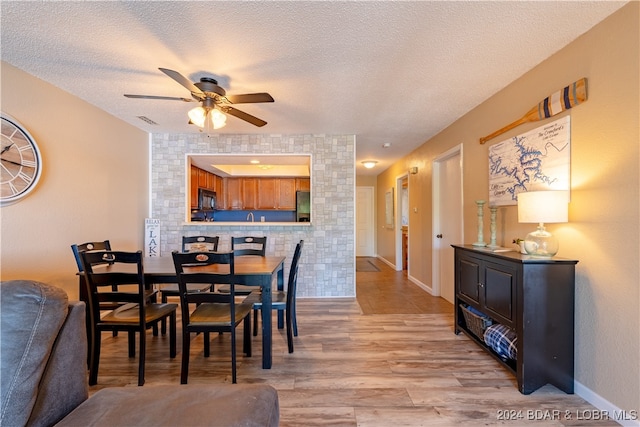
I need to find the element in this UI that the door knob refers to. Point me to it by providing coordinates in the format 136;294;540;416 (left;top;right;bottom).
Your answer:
436;234;443;238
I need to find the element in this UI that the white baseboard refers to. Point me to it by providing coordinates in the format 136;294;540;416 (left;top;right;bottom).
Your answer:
574;380;640;426
376;255;396;270
408;274;434;295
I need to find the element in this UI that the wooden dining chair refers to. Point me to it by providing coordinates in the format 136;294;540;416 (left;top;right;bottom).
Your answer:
159;236;219;299
247;240;303;353
172;250;253;384
158;235;220;335
71;240;159;362
218;236;268;296
80;250;177;386
182;235;220;252
231;236;267;256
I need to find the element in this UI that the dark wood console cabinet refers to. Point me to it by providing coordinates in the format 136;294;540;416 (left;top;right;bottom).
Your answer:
453;244;578;395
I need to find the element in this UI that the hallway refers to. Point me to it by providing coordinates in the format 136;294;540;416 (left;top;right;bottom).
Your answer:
356;256;452;315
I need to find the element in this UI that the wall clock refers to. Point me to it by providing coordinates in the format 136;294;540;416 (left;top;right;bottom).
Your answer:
1;113;42;205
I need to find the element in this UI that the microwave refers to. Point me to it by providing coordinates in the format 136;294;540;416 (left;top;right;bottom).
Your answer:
198;189;217;210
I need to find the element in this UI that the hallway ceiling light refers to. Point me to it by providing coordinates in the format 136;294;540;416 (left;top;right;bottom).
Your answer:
362;160;378;169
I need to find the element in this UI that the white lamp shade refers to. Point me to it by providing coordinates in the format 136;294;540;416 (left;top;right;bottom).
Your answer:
517;190;569;223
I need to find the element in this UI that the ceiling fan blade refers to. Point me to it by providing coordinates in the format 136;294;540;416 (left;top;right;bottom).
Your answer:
221;106;268;127
124;94;194;102
224;93;274;104
158;68;204;97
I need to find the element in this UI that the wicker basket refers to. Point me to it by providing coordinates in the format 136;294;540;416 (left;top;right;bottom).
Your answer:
461;305;493;339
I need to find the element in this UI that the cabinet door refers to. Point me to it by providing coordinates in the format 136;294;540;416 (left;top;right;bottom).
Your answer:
278;178;296;210
242;178;257;209
190;166;199;209
296;178;310;192
225;178;243;210
197;168;208;187
483;261;516;325
458;256;481;305
206;172;216;190
215;175;224;209
257;178;277;209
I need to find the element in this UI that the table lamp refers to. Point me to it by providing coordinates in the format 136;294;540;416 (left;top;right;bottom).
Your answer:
517;190;569;257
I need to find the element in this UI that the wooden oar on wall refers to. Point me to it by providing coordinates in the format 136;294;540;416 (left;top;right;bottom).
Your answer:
480;78;588;144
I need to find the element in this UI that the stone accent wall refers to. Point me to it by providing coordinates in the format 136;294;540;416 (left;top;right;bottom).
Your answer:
150;133;355;298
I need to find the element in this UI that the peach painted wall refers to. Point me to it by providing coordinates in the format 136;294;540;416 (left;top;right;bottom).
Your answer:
378;3;639;413
1;62;149;299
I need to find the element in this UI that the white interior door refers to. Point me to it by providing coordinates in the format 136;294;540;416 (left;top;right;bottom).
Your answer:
433;146;463;303
356;186;375;256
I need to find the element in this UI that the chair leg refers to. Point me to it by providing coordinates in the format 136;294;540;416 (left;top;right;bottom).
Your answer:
169;312;177;358
292;300;298;337
243;315;252;357
253;308;260;336
204;332;210;357
88;329;101;386
161;293;168;335
231;326;237;384
286;308;294;354
138;330;145;386
128;331;135;357
181;331;190;384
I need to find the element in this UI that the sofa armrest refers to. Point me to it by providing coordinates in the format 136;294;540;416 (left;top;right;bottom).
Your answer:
28;301;89;427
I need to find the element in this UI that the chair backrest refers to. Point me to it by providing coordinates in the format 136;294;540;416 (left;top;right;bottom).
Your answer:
80;250;146;325
171;251;239;327
182;235;219;252
286;240;304;308
231;236;267;256
71;240;111;272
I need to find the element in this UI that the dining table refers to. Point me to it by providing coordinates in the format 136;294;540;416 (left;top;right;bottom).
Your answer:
78;254;286;369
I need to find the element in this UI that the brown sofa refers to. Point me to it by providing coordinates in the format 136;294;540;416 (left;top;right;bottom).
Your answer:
0;280;279;426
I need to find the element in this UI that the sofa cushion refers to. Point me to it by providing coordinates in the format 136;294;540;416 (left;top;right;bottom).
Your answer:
28;301;89;427
56;384;280;427
0;280;69;427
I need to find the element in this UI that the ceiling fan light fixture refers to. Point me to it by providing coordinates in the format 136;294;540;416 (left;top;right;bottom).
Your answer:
188;106;227;130
210;109;227;129
188;106;207;127
362;160;378;169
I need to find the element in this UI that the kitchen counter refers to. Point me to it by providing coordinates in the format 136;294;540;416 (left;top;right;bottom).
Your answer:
183;221;312;227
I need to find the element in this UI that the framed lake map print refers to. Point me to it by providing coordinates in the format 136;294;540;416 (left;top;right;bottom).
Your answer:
488;116;570;206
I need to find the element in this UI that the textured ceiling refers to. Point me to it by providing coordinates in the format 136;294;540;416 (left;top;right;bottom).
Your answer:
0;1;626;175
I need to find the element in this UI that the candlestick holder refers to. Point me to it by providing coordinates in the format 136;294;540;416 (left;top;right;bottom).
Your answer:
473;200;487;247
487;206;499;249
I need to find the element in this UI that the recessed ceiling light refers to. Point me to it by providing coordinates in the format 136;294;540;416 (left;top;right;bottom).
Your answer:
383;143;391;148
250;160;260;164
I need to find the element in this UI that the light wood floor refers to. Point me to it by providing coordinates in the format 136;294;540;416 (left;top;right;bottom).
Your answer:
89;257;614;426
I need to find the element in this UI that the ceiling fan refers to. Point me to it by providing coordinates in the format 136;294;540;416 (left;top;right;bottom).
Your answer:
124;68;274;128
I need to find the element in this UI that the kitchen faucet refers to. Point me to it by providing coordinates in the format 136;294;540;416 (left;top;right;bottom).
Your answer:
246;212;254;222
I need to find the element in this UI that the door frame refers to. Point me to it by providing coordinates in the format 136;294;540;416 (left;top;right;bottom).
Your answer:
431;144;464;296
394;173;408;271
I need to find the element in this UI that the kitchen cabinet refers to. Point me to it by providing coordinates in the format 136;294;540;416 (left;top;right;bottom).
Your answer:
197;168;208;188
278;178;296;210
296;178;310;192
257;178;297;210
257;178;277;209
242;178;257;209
225;178;243;210
190;166;199;209
453;245;578;395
